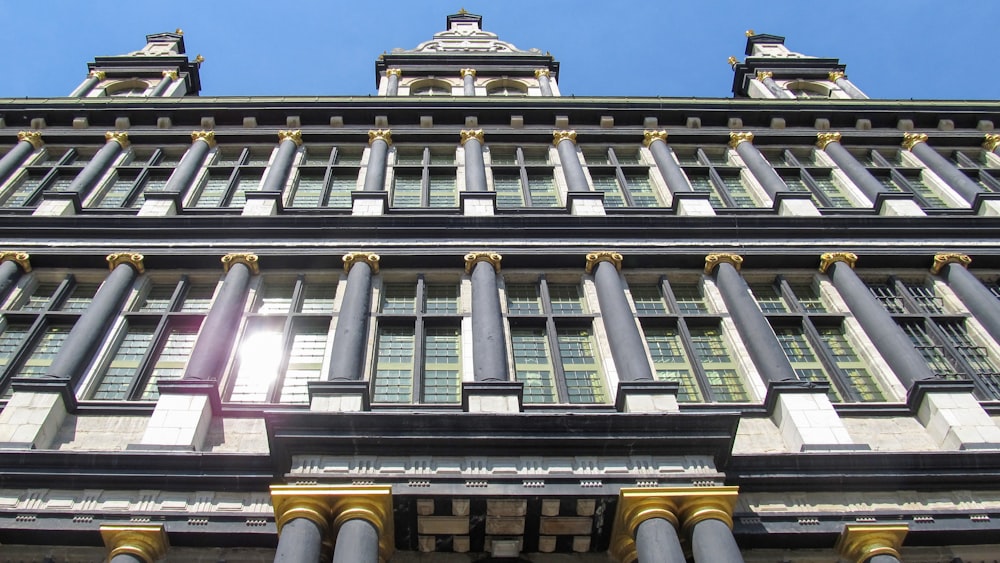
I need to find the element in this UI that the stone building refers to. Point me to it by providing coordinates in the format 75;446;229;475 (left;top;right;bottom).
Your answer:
0;11;999;563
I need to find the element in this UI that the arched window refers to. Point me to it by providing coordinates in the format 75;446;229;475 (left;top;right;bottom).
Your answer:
409;80;453;96
106;80;151;97
785;80;831;99
486;79;527;96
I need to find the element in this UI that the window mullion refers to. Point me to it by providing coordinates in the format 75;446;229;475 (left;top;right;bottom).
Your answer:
124;315;169;400
707;168;739;208
413;277;427;403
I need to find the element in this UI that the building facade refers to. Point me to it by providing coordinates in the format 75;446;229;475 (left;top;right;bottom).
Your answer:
0;12;999;563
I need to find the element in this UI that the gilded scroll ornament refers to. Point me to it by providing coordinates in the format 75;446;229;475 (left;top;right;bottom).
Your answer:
105;131;130;148
368;129;393;146
931;252;971;274
642;130;667;147
901;132;929;151
704;253;743;274
816;132;842;149
983;133;1000;152
191;130;216;147
552;130;577;146
0;251;31;272
585;251;623;275
343;252;380;274
460;129;485;145
221;253;260;274
728;131;754;148
16;131;43;149
100;524;169;563
464;252;502;274
828;71;846;81
534;68;551;79
278;130;303;146
818;252;858;273
106;252;145;274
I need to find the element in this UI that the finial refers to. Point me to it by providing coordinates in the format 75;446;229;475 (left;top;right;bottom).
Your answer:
727;56;738;66
745;29;756;37
194;54;204;64
458;7;468;14
175;28;183;35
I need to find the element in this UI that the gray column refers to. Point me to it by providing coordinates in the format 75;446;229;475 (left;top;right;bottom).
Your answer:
535;69;554;96
868;555;901;563
985;134;1000;156
386;69;401;96
731;132;788;199
818;133;887;202
70;71;104;97
148;71;176;97
936;255;1000;345
182;254;256;382
261;131;302;193
645;132;692;193
823;253;935;389
64;132;128;197
590;255;654;382
363;130;391;192
47;254;141;386
905;134;981;204
332;519;379;563
707;255;798;383
0;253;29;303
756;71;794;99
274;517;324;563
554;131;590;192
327;253;378;381
461;68;476;96
462;131;487;193
690;518;744;563
636;518;686;563
0;132;42;185
163;132;213;196
829;71;867;99
109;554;144;563
468;254;509;382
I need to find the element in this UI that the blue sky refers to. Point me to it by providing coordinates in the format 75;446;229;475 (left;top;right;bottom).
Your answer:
1;0;997;100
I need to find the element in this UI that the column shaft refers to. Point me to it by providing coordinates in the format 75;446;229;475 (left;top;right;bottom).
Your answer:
386;74;399;96
648;139;692;193
557;140;590;192
827;261;935;388
760;76;794;99
363;139;389;192
148;75;174;97
471;261;509;382
713;262;798;383
163;139;211;195
326;262;373;381
834;77;867;99
868;555;902;563
463;138;488;192
0;141;36;185
909;142;982;204
109;555;145;563
70;76;100;97
182;262;253;382
332;519;379;563
261;139;299;193
273;517;324;563
46;264;137;385
463;74;476;96
594;261;654;382
822;141;886;201
0;261;22;302
690;518;745;563
940;262;1000;344
734;141;787;199
538;74;553;96
65;140;123;197
636;517;686;563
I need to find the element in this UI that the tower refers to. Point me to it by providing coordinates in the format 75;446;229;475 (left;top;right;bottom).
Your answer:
69;30;203;98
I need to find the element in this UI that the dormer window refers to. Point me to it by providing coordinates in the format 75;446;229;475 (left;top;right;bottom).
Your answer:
410;79;453;96
106;80;151;97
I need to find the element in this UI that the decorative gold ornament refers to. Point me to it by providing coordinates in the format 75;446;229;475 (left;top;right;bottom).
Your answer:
983;133;1000;152
728;131;754;148
835;524;908;563
0;251;31;273
17;131;43;150
755;70;773;81
901;132;929;151
704;253;743;274
460;68;477;78
386;68;402;77
161;70;179;80
105;131;130;148
88;70;107;80
458;7;469;15
278;129;303;146
191;130;216;147
745;29;756;37
460;129;485;145
552;130;577;146
175;28;183;35
585;251;624;274
100;524;169;563
221;253;260;274
816;132;842;150
194;54;205;64
534;68;551;79
828;71;846;82
465;252;502;274
727;56;738;66
368;129;393;146
642;130;667;147
818;251;858;273
931;252;971;274
343;252;380;274
106;252;145;274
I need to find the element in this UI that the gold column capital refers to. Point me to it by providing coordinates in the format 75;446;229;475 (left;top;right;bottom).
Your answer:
343;252;380;274
460;129;485;145
816;132;842;150
107;252;145;274
278;129;303;146
835;524;908;563
828;70;846;81
931;252;971;274
161;70;179;80
983;133;1000;152
194;54;205;64
17;130;43;149
727;56;738;66
386;68;402;77
191;130;216;147
585;251;623;275
368;129;393;146
460;68;477;78
553;130;577;146
642;130;667;147
819;251;858;273
105;131;130;148
902;132;929;151
705;253;743;274
728;131;754;148
755;70;773;81
221;253;260;275
89;70;107;80
534;68;551;79
0;251;31;273
100;524;169;563
465;252;501;274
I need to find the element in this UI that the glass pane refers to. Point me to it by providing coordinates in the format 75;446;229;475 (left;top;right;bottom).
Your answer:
95;172;136;208
3;172;46;207
91;325;155;400
291;173;325;207
905;282;944;314
179;283;216;312
0;322;30;372
327;174;355;208
228;171;261;208
141;324;200;400
557;328;606;404
300;281;337;313
670;283;707;315
381;283;416;314
591;174;625;208
506;283;541;315
425;284;458;314
193;171;230;208
278;326;329;404
511;327;556;404
548;284;585;315
750;284;788;313
624;174;660;207
789;283;826;313
630;285;666;315
811;174;855;207
392;173;422;207
494;173;525;207
686;173;725;207
423;327;461;403
688;326;749;402
526;174;559;207
58;283;98;312
229;323;285;402
373;327;415;403
816;326;885;402
938;320;1000;396
718;174;756;208
135;283;177;313
15;325;71;378
255;279;294;314
866;283;906;314
899;320;959;376
428;175;457;207
15;282;60;311
643;325;701;401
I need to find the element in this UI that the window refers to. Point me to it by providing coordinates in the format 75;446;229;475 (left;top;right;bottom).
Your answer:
852;148;956;209
189;145;269;208
950;149;1000;193
785;81;830;99
761;147;861;209
390;147;458;208
287;145;362;208
583;146;662;208
0;146;98;209
486;80;527;96
489;146;560;208
409;80;453;96
675;146;759;209
88;146;180;209
106;81;150;97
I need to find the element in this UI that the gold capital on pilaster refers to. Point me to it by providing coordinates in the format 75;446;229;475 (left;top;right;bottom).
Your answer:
816;132;842;149
534;68;551;79
835;524;908;563
191;130;216;147
585;251;623;274
642;130;667;147
818;251;858;273
460;68;477;78
705;253;743;274
17;130;43;149
728;131;754;148
902;132;929;151
829;70;846;82
465;252;502;274
460;129;485;145
106;252;145;274
386;68;402;77
0;251;31;272
343;252;380;274
931;252;971;274
89;70;107;80
105;131;130;148
221;253;260;274
727;56;738;66
161;70;179;80
983;133;1000;152
553;130;577;146
368;129;393;146
100;524;169;563
278;129;303;146
755;70;773;81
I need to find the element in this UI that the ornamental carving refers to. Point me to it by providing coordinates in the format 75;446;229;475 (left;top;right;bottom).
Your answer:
818;252;858;273
16;131;43;149
835;524;908;563
828;71;846;82
161;70;179;80
465;252;502;274
0;251;31;272
100;524;169;563
88;70;107;80
278;130;303;146
386;68;403;77
755;70;773;81
816;132;842;150
191;130;216;147
552;130;577;146
343;252;380;274
727;56;738;66
585;251;623;274
728;131;754;148
106;252;145;274
901;132;929;151
642;130;667;147
460;129;485;145
534;68;551;79
984;134;1000;153
460;68;477;78
104;131;130;148
221;253;260;275
931;252;971;274
704;253;743;274
368;129;393;146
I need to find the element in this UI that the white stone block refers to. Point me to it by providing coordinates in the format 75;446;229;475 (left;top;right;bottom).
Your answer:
777;198;821;217
139;394;213;451
569;198;605;216
879;198;926;217
977;200;1000;217
621;393;679;414
466;394;520;414
917;392;1000;450
676;198;716;216
0;391;68;448
352;198;384;216
774;392;856;452
241;197;279;216
32;199;76;216
310;394;365;412
137;198;177;217
463;198;494;216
